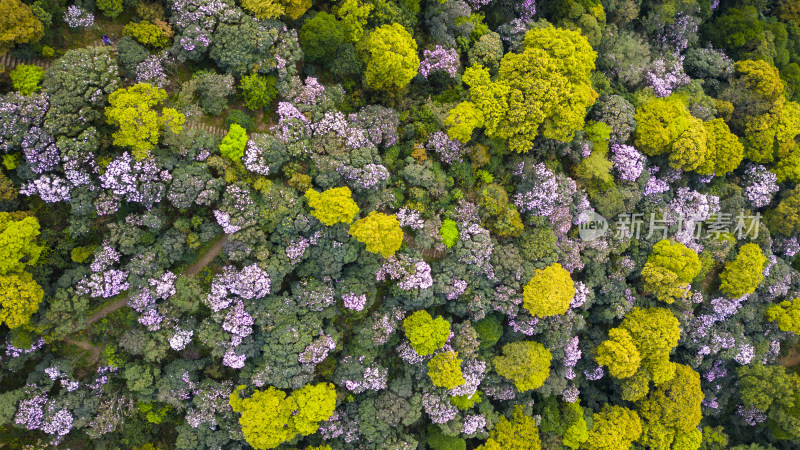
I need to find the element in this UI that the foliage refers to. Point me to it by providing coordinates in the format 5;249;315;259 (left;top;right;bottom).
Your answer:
0;213;43;276
719;243;766;298
106;83;185;160
124;21;170;49
427;351;465;389
522;263;575;318
403;310;450;356
585;405;642;450
483;406;541;450
493;341;552;392
97;0;124;18
0;272;43;329
349;211;404;258
636;364;703;449
767;298;800;334
10;65;44;96
300;12;346;64
305;187;360;226
219;124;248;163
448;26;597;152
440;219;459;248
596;328;641;379
240;73;278;111
0;0;43;54
357;23;420;91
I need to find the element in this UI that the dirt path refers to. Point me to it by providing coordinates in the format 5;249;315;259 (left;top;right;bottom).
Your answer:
83;236;227;326
64;338;102;364
781;344;800;368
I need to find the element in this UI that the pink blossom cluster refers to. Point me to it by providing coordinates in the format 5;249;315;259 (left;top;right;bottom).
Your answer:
647;56;690;97
426;131;465;164
462;414;486;434
376;255;433;290
743;164;779;208
75;270;130;298
371;307;405;345
342;292;367;311
422;392;459;424
348;105;399;148
419;46;460;79
610;144;645;181
64;5;94;29
20;175;71;203
397;207;425;229
169;328;194;351
448;358;485;397
299;333;336;365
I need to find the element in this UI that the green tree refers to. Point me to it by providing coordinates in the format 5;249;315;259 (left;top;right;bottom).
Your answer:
357;23;420;91
123;21;170;49
9;64;44;96
427;351;465;389
719;243;766;298
0;272;43;329
738;364;800;413
584;405;642;450
0;0;43;54
105;83;185;160
300;12;346;64
240;74;278;110
219;124;248;163
768;187;800;235
241;0;285;19
305;187;360;226
523;263;575;318
698;118;744;175
403;310;450;356
645;240;701;283
494;341;552;392
440;219;459;248
349;211;404;257
483;406;542;449
767;298;800;334
448;26;597;152
636;364;703;449
596;328;641;379
620;307;681;385
0;213;43;276
229;383;337;450
97;0;124;18
336;0;372;42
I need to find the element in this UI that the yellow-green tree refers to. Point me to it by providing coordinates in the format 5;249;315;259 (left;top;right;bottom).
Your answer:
357;23;419;91
219;124;248;162
523;263;575;318
767;298;800;334
427;351;465;389
697;118;744;175
0;213;44;275
719;243;766;298
403;310;450;356
349;211;403;257
494;341;552;392
448;26;597;152
229;383;336;450
240;0;311;20
596;328;641;379
645;240;701;283
483;406;542;450
636;364;703;449
305;187;360;226
641;264;690;304
620;307;681;385
583;405;642;450
105;83;185;160
0;0;44;54
336;0;372;42
0;272;44;329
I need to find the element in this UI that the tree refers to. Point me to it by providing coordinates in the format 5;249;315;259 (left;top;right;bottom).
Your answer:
0;0;43;54
767;298;800;334
123;21;171;49
305;187;360;226
719;243;766;298
0;272;43;329
357;23;420;91
300;12;346;64
447;26;597;152
636;364;703;449
645;240;701;283
619;307;681;384
97;0;124;18
596;328;641;379
240;74;278;110
698;119;744;175
584;405;642;450
768;187;800;235
403;310;450;356
241;0;285;19
738;364;798;414
105;83;185;160
336;0;372;43
427;351;465;389
483;406;542;450
349;211;404;258
641;264;690;304
493;341;552;392
9;64;44;96
229;383;337;450
0;213;43;276
523;263;575;318
219;124;248;163
440;219;459;248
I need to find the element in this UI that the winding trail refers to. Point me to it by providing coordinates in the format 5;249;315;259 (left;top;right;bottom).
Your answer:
66;235;228;363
